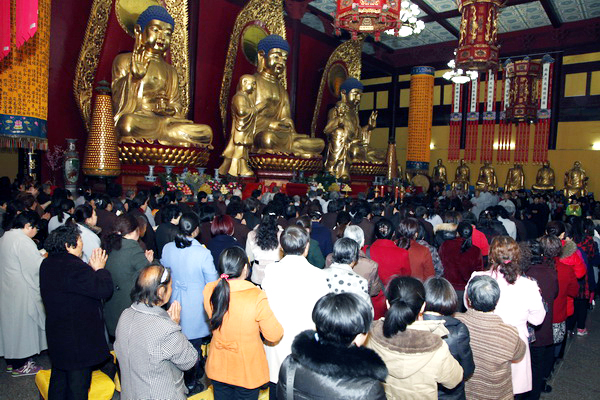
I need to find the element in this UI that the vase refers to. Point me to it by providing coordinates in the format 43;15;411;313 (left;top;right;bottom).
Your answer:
63;139;79;192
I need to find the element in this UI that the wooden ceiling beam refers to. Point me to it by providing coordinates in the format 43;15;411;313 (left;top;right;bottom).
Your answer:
539;0;562;28
411;0;459;38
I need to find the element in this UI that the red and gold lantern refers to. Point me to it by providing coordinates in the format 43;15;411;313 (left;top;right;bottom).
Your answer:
505;58;541;122
335;0;422;41
456;0;506;71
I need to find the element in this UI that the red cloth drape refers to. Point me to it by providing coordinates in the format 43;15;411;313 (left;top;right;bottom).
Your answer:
0;0;10;60
15;0;38;48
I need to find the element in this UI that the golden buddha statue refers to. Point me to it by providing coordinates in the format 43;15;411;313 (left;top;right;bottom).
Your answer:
451;159;470;191
505;164;525;192
111;6;212;147
432;159;448;185
218;75;260;177
564;161;588;198
475;162;498;190
239;35;324;158
532;161;555;191
323;78;384;179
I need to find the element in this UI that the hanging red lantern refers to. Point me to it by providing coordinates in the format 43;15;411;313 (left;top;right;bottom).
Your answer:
505;58;542;122
335;0;423;42
456;0;506;71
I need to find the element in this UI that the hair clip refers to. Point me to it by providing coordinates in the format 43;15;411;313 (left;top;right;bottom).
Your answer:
503;259;511;264
159;268;169;284
220;273;230;281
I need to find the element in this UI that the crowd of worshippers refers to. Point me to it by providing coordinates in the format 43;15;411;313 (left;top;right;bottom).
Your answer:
0;175;599;400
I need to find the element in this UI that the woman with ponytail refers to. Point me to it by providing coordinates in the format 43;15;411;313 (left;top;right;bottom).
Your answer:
161;212;219;393
103;214;153;339
48;198;75;233
397;218;435;281
439;222;483;310
366;276;463;399
465;236;546;395
203;247;283;400
68;204;101;263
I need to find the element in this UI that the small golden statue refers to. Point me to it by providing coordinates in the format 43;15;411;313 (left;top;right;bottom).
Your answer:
451;159;471;191
564;161;588;198
532;161;555;191
475;161;498;191
111;6;212;146
505;164;525;192
432;159;448;185
218;75;260;177
324;78;384;180
245;35;324;157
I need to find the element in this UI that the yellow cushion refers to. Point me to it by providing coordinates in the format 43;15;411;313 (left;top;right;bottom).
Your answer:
187;386;269;400
35;369;115;400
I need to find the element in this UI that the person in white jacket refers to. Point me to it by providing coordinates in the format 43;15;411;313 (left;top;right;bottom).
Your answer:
261;225;329;395
70;204;102;263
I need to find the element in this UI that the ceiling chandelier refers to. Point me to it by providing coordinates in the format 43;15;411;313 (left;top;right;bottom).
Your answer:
334;0;425;41
443;59;479;84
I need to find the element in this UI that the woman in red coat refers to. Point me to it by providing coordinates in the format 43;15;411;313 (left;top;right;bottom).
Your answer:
397;218;435;282
366;219;410;319
439;222;483;311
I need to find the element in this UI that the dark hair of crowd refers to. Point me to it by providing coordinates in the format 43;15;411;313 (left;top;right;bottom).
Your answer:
374;218;394;240
102;214;139;253
175;213;200;249
397;218;419;249
424;277;458;316
256;205;279;251
131;262;171;306
211;215;235;237
383;276;425;337
209;247;248;331
45;224;80;255
161;204;182;224
312;293;372;347
280;225;309;255
332;237;359;265
457;222;473;253
69;204;94;225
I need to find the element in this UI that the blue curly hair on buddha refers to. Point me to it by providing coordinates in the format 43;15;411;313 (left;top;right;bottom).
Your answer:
340;77;364;94
137;5;175;31
257;34;290;54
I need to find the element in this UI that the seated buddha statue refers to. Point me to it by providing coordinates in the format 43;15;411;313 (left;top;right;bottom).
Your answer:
451;159;470;191
564;161;588;198
111;6;212;147
432;159;448;185
323;78;385;180
505;164;525;192
532;161;555;191
242;35;324;158
475;162;498;191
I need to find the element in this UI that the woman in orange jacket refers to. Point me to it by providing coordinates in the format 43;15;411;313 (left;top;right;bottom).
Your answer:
203;247;283;400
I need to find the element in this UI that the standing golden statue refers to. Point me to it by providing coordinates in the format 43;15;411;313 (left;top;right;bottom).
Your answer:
475;161;498;190
452;159;471;191
564;161;588;197
532;161;556;191
432;159;448;185
218;75;260;176
505;164;525;192
111;6;212;146
323;78;384;180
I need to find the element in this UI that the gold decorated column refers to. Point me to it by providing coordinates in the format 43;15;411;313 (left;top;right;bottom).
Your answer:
406;66;434;175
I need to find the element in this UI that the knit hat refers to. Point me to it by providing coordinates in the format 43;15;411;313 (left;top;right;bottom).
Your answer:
257;34;290;54
137;6;175;31
340;77;364;93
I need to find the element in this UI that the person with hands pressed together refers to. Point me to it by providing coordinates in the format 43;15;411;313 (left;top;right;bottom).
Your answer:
40;225;113;400
115;264;197;400
102;214;153;340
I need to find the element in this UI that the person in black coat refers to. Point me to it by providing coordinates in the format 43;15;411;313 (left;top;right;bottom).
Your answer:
423;277;475;400
154;204;182;259
40;225;113;400
309;210;333;258
129;191;157;253
277;293;387;400
205;215;243;266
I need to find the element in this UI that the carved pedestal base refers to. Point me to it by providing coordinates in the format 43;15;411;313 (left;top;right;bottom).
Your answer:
350;162;387;176
248;153;323;180
118;140;212;167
